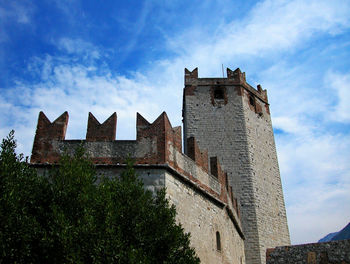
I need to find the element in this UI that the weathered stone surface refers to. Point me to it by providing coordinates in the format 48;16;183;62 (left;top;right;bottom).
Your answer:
165;171;245;264
183;68;290;264
266;240;350;264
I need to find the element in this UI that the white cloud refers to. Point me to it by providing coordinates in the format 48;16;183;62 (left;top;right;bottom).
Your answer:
277;129;350;243
0;55;166;155
165;0;350;73
0;1;34;42
57;38;101;60
265;63;350;243
326;71;350;123
0;1;33;24
51;0;80;22
273;116;311;136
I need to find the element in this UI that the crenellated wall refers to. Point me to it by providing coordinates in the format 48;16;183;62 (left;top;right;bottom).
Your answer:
31;111;182;165
30;110;244;263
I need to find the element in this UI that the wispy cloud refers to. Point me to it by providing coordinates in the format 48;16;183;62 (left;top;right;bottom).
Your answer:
0;1;34;42
326;71;350;123
1;53;161;150
164;0;350;74
278;132;350;243
260;64;350;243
51;0;80;24
57;38;101;60
0;1;33;24
111;1;152;65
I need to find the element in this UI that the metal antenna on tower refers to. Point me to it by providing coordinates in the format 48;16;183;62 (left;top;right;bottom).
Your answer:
222;64;224;78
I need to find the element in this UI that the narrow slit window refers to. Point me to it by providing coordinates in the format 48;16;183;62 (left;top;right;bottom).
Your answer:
210;157;218;178
216;231;221;251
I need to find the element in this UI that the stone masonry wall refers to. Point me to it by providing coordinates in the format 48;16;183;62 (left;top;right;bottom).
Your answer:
165;171;245;264
95;164;245;264
266;240;350;264
183;68;290;264
33;162;245;264
183;75;260;263
242;84;290;263
34;165;166;195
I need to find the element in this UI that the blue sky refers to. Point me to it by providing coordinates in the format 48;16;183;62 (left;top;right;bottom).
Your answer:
1;0;350;244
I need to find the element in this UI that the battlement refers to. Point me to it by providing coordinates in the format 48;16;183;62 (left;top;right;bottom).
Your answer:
31;111;69;164
31;111;181;164
186;136;209;173
86;112;116;141
184;67;268;103
30;111;241;227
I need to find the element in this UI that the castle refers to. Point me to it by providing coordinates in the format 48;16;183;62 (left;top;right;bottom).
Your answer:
30;67;291;264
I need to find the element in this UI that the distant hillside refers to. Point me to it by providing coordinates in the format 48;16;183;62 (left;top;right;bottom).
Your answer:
318;232;338;242
319;222;350;242
332;223;350;241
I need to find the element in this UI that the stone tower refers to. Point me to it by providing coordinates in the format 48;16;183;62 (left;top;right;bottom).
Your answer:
182;67;290;264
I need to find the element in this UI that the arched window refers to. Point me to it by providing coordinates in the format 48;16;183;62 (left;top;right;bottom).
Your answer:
216;231;221;251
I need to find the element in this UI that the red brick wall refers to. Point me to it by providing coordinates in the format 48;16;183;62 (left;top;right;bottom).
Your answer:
86;112;116;141
31;111;68;163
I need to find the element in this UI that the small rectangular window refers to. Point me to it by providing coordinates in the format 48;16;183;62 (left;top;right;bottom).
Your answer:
216;231;221;251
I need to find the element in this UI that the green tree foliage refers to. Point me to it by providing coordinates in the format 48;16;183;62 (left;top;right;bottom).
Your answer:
0;131;200;263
